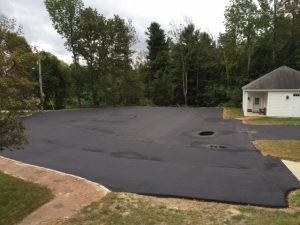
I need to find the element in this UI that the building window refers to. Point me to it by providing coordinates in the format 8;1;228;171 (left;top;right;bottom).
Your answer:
254;98;260;105
293;93;300;97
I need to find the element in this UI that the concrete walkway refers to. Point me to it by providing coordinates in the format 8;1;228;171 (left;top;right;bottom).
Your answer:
0;156;109;225
283;160;300;181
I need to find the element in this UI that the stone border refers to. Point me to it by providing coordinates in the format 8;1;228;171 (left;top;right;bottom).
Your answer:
0;156;110;225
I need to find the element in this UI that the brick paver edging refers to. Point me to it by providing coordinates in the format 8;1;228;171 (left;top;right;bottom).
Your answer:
0;156;110;225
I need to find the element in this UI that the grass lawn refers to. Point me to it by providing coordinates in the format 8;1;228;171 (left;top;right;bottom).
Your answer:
63;191;300;225
223;107;244;119
0;172;53;225
253;140;300;162
223;107;300;125
246;117;300;125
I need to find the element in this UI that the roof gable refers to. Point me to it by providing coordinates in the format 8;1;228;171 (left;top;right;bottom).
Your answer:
242;66;300;90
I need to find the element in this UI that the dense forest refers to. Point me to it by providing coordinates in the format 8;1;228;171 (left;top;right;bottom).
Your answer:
5;0;300;109
41;0;300;108
141;0;300;107
3;0;300;110
1;0;300;148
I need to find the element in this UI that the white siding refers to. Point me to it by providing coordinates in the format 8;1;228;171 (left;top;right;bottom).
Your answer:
267;92;300;117
291;92;300;117
242;91;248;116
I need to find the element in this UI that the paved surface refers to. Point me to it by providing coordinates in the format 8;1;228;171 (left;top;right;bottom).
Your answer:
1;107;299;207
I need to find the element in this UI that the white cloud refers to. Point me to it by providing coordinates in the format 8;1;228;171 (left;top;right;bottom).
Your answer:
0;0;230;64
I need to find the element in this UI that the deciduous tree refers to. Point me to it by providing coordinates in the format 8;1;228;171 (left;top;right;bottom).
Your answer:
0;15;37;150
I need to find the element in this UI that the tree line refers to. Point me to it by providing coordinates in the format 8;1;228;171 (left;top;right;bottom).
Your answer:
141;0;300;106
1;0;299;148
42;0;300;108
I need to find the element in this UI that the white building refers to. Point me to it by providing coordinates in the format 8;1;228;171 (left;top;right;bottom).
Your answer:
242;66;300;118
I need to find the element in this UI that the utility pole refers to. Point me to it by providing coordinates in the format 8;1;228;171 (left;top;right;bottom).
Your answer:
38;56;44;110
272;0;278;66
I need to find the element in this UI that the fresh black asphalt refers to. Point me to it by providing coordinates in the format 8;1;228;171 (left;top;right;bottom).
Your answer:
1;107;299;207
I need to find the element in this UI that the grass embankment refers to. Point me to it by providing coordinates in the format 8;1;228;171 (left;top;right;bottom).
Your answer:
0;172;53;225
253;140;300;162
223;107;300;125
63;191;300;225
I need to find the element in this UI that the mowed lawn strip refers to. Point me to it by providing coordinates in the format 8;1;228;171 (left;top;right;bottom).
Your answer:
223;107;300;125
246;117;300;125
223;107;244;119
0;172;53;225
253;140;300;162
63;191;300;225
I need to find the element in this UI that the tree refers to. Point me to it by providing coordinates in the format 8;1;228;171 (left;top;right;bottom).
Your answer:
119;71;144;105
193;32;223;106
224;0;258;76
146;22;169;73
219;0;261;105
171;22;200;106
0;15;37;150
281;0;300;68
45;0;84;105
105;16;136;105
145;22;173;105
76;7;135;106
75;7;107;105
34;51;70;109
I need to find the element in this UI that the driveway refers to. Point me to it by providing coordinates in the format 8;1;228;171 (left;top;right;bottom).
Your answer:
1;107;299;207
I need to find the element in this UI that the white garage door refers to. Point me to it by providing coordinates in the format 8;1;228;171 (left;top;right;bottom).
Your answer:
291;93;300;117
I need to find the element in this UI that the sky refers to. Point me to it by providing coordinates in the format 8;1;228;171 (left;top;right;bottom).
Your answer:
0;0;230;64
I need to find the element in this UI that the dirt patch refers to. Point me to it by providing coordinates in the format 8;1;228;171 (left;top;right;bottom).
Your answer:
62;191;300;225
0;156;109;225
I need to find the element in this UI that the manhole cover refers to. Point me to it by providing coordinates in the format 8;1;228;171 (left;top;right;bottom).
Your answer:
199;131;214;136
207;144;228;149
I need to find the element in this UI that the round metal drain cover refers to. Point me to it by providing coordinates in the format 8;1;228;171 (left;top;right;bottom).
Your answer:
199;131;214;136
207;144;228;149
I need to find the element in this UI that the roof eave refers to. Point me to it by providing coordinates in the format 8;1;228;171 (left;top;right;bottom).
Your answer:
243;88;300;91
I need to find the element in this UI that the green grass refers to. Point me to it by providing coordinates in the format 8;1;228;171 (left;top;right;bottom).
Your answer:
63;191;300;225
223;107;300;125
0;172;53;225
231;206;300;225
63;193;228;225
253;140;300;162
290;191;300;207
223;107;244;119
246;117;300;125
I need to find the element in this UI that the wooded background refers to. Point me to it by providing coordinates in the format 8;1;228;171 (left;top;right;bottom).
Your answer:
1;0;300;147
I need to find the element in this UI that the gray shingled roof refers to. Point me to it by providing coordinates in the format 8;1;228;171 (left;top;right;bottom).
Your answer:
242;66;300;90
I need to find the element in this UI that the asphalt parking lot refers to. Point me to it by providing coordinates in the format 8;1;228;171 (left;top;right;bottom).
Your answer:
1;107;299;207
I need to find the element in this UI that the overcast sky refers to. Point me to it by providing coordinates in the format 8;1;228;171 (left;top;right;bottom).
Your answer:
0;0;230;64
